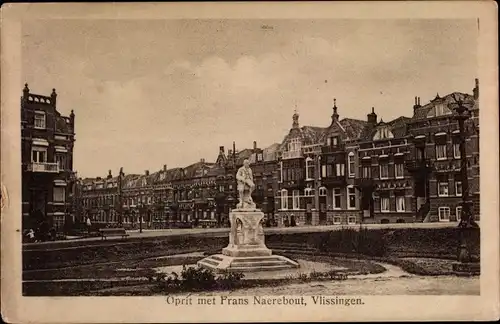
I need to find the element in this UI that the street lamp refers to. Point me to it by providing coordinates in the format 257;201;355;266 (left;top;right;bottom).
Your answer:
448;94;479;268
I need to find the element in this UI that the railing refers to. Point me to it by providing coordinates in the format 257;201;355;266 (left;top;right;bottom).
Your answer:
354;177;375;189
321;144;345;154
27;162;59;173
405;159;434;173
282;150;302;159
321;175;346;187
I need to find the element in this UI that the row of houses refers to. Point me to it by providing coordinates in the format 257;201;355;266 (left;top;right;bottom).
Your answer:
77;79;480;229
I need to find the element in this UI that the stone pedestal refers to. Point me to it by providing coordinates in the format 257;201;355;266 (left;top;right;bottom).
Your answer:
198;209;298;273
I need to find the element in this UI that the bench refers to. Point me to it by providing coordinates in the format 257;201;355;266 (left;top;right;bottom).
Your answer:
99;228;129;240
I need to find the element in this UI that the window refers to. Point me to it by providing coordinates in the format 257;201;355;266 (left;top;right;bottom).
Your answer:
456;206;462;222
438;207;450;222
347;216;356;225
304;188;314;197
348;153;355;177
292;190;300;209
53;187;65;202
396;196;405;212
326;138;331;146
319;187;327;196
455;181;462;196
395;163;404;179
219;185;224;192
438;181;449;197
336;163;345;176
333;216;341;225
333;188;341;209
380;164;389;179
305;158;314;180
435;144;447;160
34;111;46;129
56;154;66;170
31;147;47;163
321;165;327;178
381;197;390;212
453;141;461;159
362;165;371;178
332;137;338;147
257;153;263;162
281;189;288;210
278;162;283;183
347;186;356;209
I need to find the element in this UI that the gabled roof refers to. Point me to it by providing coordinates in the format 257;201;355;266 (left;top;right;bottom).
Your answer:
279;125;327;151
412;92;475;120
339;118;368;140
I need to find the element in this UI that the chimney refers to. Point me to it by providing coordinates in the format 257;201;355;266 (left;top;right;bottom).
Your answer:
413;96;421;112
119;167;124;176
163;164;167;172
107;170;112;179
145;170;149;176
228;149;233;156
200;158;205;163
253;141;257;150
473;78;479;99
367;107;377;125
51;88;57;106
219;146;225;153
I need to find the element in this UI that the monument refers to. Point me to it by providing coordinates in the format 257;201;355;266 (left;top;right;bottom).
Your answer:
198;159;299;272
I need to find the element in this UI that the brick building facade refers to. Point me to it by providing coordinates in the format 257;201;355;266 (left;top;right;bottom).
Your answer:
76;79;480;228
21;84;76;231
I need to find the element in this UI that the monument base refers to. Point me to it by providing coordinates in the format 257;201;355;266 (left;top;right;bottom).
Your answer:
197;254;299;273
197;208;299;273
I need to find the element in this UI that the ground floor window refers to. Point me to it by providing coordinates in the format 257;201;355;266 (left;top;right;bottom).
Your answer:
438;207;450;222
333;216;341;225
347;216;356;224
53;187;65;202
396;195;405;212
381;197;390;212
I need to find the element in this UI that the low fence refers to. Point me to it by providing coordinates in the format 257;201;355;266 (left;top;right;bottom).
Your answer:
23;227;480;272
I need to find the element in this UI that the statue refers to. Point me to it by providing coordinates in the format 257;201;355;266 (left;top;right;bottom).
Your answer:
236;159;256;209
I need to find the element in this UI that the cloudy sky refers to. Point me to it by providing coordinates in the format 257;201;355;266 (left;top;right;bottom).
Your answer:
22;19;478;177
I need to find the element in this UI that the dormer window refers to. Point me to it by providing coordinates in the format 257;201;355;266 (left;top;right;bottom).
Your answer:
34;111;46;129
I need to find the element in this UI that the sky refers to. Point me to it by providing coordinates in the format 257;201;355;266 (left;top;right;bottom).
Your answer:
22;19;478;178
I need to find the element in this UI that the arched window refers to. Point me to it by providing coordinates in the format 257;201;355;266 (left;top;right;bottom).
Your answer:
319;187;327;196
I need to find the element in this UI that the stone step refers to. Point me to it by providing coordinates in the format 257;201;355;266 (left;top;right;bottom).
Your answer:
228;264;297;272
209;255;224;262
227;256;284;263
197;260;218;270
268;246;317;252
200;258;219;267
231;260;288;267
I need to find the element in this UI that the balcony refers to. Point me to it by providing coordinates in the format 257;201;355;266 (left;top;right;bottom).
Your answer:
354;178;375;189
405;159;434;175
321;144;345;154
281;179;305;189
282;150;302;160
27;162;59;173
321;175;346;187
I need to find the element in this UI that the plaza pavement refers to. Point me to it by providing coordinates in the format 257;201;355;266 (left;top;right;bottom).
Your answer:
23;221;465;249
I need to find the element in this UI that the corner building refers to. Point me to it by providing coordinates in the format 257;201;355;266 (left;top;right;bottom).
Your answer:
21;84;76;231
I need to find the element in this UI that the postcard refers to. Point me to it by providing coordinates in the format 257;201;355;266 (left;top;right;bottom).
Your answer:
1;1;498;323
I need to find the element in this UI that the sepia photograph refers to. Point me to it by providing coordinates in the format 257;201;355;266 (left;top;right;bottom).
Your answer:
1;2;498;323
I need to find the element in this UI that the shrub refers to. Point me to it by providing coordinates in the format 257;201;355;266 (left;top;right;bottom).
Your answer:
180;265;216;291
216;271;245;290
